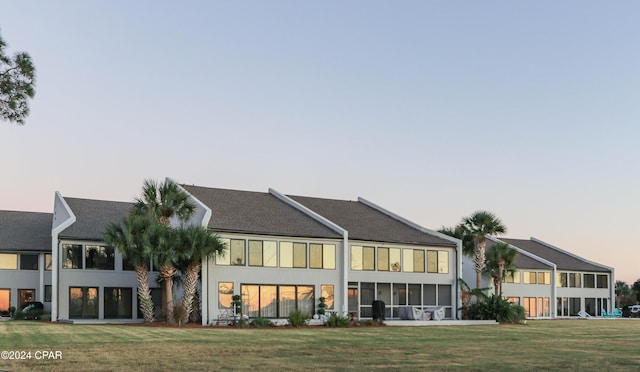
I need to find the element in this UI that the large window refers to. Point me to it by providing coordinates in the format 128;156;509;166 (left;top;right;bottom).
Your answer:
523;297;537;317
557;272;568;287
403;249;425;273
426;251;448;274
20;254;38;270
69;287;98;319
62;244;82;269
104;288;132;319
569;273;581;288
248;240;277;267
597;274;608;289
523;272;537;284
0;289;9;316
583;274;595;288
537;272;551;285
86;245;114;270
217;239;246;266
311;244;336;269
506;271;521;283
242;284;314;318
351;246;374;271
0;253;17;270
377;248;403;272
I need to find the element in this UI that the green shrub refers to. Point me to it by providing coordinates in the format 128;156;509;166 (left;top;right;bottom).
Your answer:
23;309;44;320
288;309;310;327
12;309;24;320
250;317;273;328
466;294;526;323
326;313;350;327
236;318;249;328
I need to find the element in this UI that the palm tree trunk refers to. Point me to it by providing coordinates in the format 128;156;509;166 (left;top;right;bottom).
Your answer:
474;239;487;289
135;263;155;323
181;262;200;319
497;260;505;296
159;264;176;324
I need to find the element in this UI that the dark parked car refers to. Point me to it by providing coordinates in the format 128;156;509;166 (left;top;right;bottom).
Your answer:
21;302;44;319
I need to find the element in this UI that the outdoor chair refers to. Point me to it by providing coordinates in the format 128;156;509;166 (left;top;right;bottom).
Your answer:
601;308;613;318
613;308;623;318
577;310;592;318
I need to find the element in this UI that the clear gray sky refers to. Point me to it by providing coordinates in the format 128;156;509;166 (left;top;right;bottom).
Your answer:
1;1;638;284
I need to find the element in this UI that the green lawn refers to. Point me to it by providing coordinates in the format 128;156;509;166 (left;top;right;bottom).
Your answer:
1;320;639;371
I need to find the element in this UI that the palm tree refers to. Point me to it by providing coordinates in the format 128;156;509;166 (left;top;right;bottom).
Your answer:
438;225;474;257
460;211;507;289
484;242;517;296
133;179;196;324
176;225;225;321
104;213;155;323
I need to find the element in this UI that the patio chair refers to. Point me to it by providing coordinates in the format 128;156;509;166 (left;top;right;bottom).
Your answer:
613;308;623;318
601;308;613;318
577;310;592;318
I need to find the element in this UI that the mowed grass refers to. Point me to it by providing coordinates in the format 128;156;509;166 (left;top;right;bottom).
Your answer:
1;319;639;371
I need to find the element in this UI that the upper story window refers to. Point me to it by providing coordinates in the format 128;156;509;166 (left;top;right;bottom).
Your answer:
403;249;425;273
217;239;246;266
62;244;83;269
569;273;581;288
310;244;336;270
537;272;551;285
557;272;568;287
85;245;115;270
523;272;537;284
0;253;17;270
377;247;401;272
583;274;595;288
351;246;375;271
45;254;52;270
597;274;608;288
19;254;38;270
248;240;277;267
506;271;521;283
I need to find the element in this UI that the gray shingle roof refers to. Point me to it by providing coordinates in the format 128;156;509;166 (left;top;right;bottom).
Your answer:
486;240;552;270
290;196;455;247
500;238;610;272
0;210;52;252
182;185;342;239
60;198;134;241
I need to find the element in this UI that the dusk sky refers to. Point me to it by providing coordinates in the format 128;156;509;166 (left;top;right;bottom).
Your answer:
1;2;638;284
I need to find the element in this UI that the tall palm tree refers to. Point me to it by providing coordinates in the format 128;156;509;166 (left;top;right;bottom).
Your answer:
484;242;517;296
133;179;196;324
460;211;507;289
176;225;226;321
104;213;155;323
438;224;474;257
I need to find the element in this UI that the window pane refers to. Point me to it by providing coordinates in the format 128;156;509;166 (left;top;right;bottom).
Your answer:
393;283;406;306
62;245;82;269
263;241;277;267
248;240;263;267
583;274;595;288
321;285;334;310
378;283;391;304
280;242;293;268
45;285;52;302
323;244;336;270
293;243;307;268
0;289;10;316
351;246;363;270
389;248;401;272
260;285;277;318
597;274;608;288
20;254;38;270
69;288;83;318
242;285;260;317
230;240;245;266
377;248;389;271
403;249;414;272
543;272;551;285
0;253;18;270
85;288;98;318
427;251;437;273
413;250;425;273
423;284;436;305
438;285;452;306
310;243;323;269
438;251;449;274
18;289;34;308
218;282;233;309
408;284;421;305
123;256;135;271
70;287;98;319
279;285;296;317
297;285;314;316
104;287;132;319
217;239;231;265
86;246;115;270
361;282;375;312
363;247;375;271
45;254;52;270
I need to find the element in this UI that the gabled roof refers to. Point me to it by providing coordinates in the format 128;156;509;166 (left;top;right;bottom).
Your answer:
59;198;133;241
486;240;552;270
0;210;52;252
289;195;455;247
499;238;610;273
182;185;342;239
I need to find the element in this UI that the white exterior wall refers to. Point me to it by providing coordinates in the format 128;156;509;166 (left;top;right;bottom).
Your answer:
204;233;343;325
